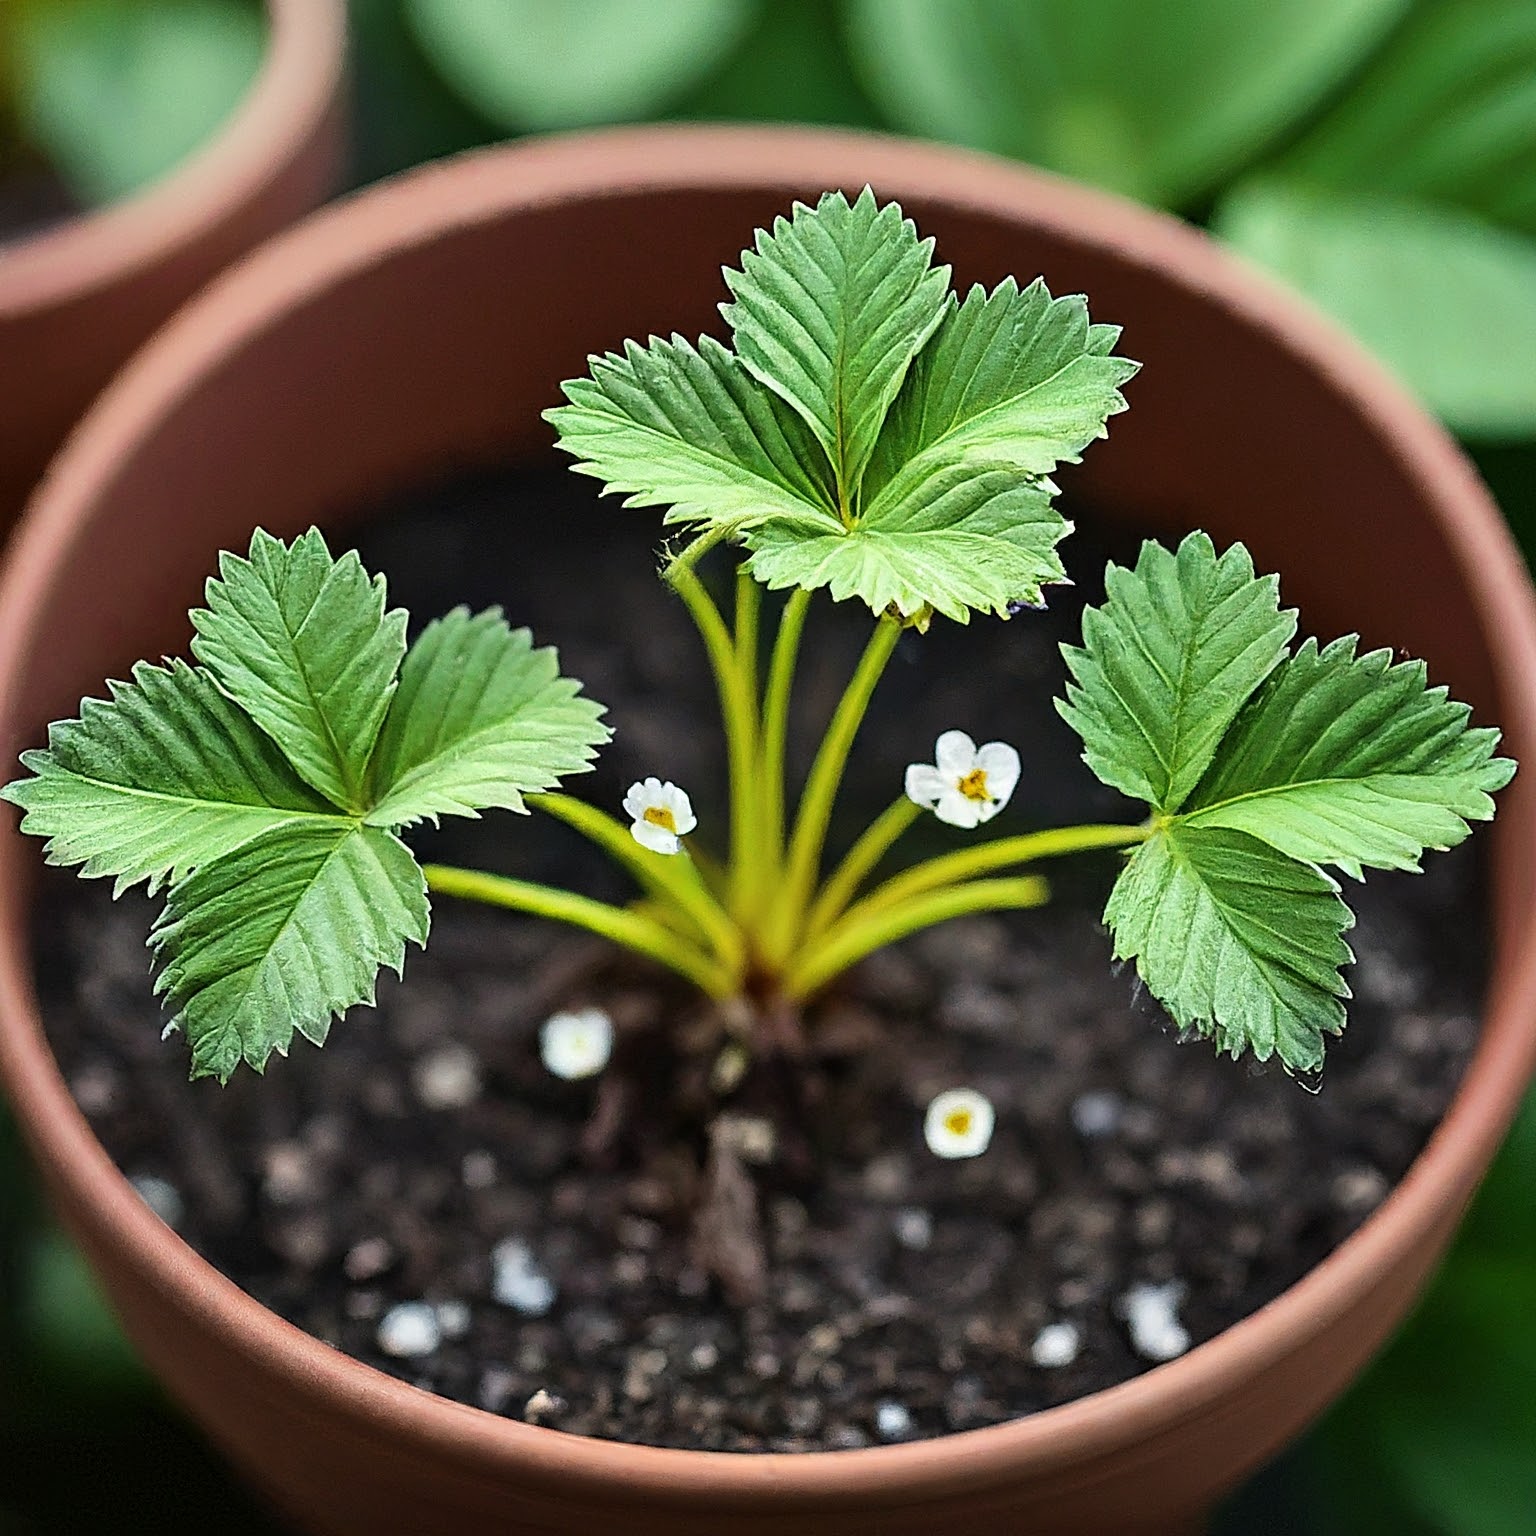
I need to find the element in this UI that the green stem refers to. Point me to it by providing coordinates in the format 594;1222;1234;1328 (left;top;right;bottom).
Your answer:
760;587;812;864
847;822;1150;924
424;864;735;999
527;792;743;971
670;560;759;917
783;876;1050;999
804;795;920;938
733;567;766;919
766;614;903;961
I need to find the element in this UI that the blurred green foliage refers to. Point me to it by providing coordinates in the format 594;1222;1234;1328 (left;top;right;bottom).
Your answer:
3;0;263;208
3;1;1535;1530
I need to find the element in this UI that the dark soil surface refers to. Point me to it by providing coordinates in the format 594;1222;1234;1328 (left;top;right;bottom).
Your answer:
33;464;1487;1452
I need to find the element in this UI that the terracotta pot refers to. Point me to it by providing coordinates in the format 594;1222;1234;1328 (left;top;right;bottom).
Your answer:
2;125;1535;1536
0;0;347;521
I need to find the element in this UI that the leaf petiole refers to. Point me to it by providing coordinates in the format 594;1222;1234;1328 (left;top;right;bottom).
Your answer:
765;613;903;962
669;558;761;921
423;863;736;999
527;792;744;973
783;875;1051;1000
803;794;921;937
759;586;812;864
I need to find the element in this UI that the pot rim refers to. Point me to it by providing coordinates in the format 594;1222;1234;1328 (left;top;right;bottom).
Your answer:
0;0;346;316
3;123;1535;1508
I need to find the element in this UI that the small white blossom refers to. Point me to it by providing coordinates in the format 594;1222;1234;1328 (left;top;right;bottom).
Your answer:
923;1087;996;1159
623;777;697;855
540;1007;613;1080
905;730;1020;828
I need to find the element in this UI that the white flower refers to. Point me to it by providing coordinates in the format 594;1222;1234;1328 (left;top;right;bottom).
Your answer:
539;1007;613;1080
904;730;1020;829
623;777;697;855
923;1087;996;1159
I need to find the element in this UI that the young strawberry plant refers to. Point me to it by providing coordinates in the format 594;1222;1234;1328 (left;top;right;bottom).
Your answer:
2;189;1515;1132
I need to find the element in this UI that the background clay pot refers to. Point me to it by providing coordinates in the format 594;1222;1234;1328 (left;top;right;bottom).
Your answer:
0;0;347;521
2;126;1535;1536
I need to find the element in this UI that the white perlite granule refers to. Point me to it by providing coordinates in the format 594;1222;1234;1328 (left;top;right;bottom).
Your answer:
1029;1320;1083;1369
491;1237;557;1317
1119;1281;1191;1362
377;1302;441;1359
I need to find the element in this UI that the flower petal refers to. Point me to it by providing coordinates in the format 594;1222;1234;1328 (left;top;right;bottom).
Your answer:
630;817;680;855
904;763;948;806
935;729;977;778
659;781;697;835
934;787;983;829
622;780;651;820
974;741;1021;809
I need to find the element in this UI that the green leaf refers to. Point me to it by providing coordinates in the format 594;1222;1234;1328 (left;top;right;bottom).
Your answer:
843;0;1408;208
1058;533;1297;812
1106;823;1353;1072
546;333;837;539
745;463;1066;622
1265;0;1536;238
404;0;758;131
367;607;610;827
11;0;265;206
865;277;1139;496
0;660;345;897
1066;532;1515;1069
721;187;951;502
190;529;408;814
1214;180;1536;439
152;823;429;1082
1183;636;1516;879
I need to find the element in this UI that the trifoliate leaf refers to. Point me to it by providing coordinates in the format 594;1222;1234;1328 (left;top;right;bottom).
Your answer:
367;607;611;827
1182;637;1516;879
721;187;951;503
1067;532;1515;1069
864;278;1139;496
190;529;408;814
152;823;429;1082
744;462;1066;622
546;333;838;538
1105;823;1354;1072
1058;534;1297;812
0;660;347;897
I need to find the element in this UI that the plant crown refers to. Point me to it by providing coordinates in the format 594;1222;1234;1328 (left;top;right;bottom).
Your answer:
1;189;1514;1085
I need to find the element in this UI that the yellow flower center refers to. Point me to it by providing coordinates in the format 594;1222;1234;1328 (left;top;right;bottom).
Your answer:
957;767;991;803
943;1107;974;1138
643;805;678;833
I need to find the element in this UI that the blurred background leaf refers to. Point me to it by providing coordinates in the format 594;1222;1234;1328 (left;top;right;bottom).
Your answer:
403;0;761;132
1262;0;1536;234
841;0;1410;206
1215;182;1536;438
8;0;263;206
1215;0;1536;440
